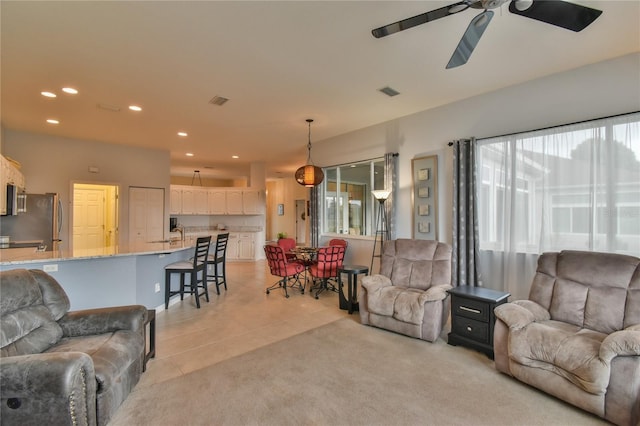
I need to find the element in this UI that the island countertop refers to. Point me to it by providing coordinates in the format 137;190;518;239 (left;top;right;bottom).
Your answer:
0;240;195;265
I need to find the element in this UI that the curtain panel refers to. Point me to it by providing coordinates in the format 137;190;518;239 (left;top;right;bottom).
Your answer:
384;152;398;240
310;186;320;248
476;112;640;300
452;138;481;287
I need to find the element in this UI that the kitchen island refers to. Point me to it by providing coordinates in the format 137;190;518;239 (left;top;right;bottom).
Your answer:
0;241;196;311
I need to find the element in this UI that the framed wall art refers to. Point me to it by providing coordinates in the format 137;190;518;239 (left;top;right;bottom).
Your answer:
411;155;438;240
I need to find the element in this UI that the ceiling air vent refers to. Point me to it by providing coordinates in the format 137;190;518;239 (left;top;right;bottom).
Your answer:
97;103;121;112
209;96;229;106
379;86;400;97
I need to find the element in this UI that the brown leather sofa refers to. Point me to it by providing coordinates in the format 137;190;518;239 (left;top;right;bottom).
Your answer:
494;250;640;426
0;269;147;426
359;239;453;342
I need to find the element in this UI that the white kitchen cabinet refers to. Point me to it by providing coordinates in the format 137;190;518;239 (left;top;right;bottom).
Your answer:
226;190;243;215
181;187;195;214
0;156;26;215
168;185;265;216
169;187;182;214
226;233;240;259
208;189;227;215
194;187;209;214
242;190;263;214
225;232;256;260
237;233;255;259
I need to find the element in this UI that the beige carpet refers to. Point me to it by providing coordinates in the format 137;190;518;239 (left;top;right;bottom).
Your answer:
110;318;608;426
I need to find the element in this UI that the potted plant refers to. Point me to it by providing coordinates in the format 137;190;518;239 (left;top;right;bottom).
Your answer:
277;232;287;240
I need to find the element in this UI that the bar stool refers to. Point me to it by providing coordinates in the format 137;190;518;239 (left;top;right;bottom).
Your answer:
207;232;229;294
164;236;211;309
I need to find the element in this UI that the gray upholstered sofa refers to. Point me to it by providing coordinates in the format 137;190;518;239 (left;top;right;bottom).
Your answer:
359;239;453;342
0;269;147;426
494;250;640;426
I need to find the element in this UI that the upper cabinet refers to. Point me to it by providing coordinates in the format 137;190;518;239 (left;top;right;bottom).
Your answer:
208;189;227;215
170;185;264;216
242;190;263;214
0;156;26;215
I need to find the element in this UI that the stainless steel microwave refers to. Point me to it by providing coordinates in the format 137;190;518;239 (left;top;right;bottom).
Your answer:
5;184;27;216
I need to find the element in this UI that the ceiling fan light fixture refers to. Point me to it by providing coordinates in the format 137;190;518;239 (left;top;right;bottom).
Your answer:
295;119;324;187
513;0;534;12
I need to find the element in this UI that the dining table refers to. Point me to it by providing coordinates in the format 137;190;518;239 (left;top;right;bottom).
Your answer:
290;246;318;288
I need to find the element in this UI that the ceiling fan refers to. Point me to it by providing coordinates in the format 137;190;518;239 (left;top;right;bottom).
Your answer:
371;0;603;69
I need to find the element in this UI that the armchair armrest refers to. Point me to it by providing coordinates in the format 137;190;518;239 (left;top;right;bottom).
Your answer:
58;305;147;338
361;274;392;293
420;284;453;303
0;352;97;425
600;327;640;363
494;300;550;331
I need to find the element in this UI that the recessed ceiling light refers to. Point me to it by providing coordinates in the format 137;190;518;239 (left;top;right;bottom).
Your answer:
62;87;78;94
41;91;56;98
129;105;142;112
232;155;239;159
46;119;59;124
186;152;194;157
177;132;188;137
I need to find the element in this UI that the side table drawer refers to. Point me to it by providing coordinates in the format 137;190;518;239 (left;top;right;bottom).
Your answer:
451;317;489;344
452;297;490;322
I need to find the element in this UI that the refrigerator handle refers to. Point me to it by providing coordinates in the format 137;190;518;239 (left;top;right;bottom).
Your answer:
57;199;63;235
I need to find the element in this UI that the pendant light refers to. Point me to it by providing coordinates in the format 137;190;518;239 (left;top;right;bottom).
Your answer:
295;118;324;187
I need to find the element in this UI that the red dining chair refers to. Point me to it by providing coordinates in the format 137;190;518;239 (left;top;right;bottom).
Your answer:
277;237;299;262
309;245;345;299
264;245;305;298
328;238;348;249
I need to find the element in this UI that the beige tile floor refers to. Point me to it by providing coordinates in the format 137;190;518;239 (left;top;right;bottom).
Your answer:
137;260;353;390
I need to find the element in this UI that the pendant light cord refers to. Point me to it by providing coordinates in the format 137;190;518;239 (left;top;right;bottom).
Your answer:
306;118;314;164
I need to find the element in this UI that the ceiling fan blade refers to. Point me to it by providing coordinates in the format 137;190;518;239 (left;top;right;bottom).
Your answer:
508;0;602;32
372;1;472;38
446;10;494;69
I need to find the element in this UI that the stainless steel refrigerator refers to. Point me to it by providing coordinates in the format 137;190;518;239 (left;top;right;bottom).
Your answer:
0;193;62;251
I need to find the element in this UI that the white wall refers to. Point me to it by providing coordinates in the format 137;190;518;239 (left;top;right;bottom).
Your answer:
1;130;171;250
313;53;640;249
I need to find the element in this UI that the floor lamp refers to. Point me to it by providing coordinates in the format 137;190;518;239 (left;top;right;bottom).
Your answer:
370;189;391;273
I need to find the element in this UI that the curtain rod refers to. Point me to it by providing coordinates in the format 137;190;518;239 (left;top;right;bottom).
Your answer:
447;110;639;146
323;152;398;169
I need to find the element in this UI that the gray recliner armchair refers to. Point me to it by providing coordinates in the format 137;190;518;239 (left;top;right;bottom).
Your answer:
0;269;147;426
494;250;640;426
359;239;453;342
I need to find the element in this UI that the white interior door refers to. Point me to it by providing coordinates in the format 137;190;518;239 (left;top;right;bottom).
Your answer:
73;188;106;250
129;187;164;244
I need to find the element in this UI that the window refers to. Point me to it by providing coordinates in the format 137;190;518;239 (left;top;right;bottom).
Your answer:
477;112;640;255
321;159;385;236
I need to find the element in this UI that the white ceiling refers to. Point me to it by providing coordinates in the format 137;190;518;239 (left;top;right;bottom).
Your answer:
2;1;639;180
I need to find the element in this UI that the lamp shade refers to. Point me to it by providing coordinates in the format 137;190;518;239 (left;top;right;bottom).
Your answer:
295;164;324;187
372;189;391;201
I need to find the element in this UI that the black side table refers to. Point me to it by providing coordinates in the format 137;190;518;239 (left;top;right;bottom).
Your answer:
338;265;369;314
143;309;156;371
447;286;509;359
